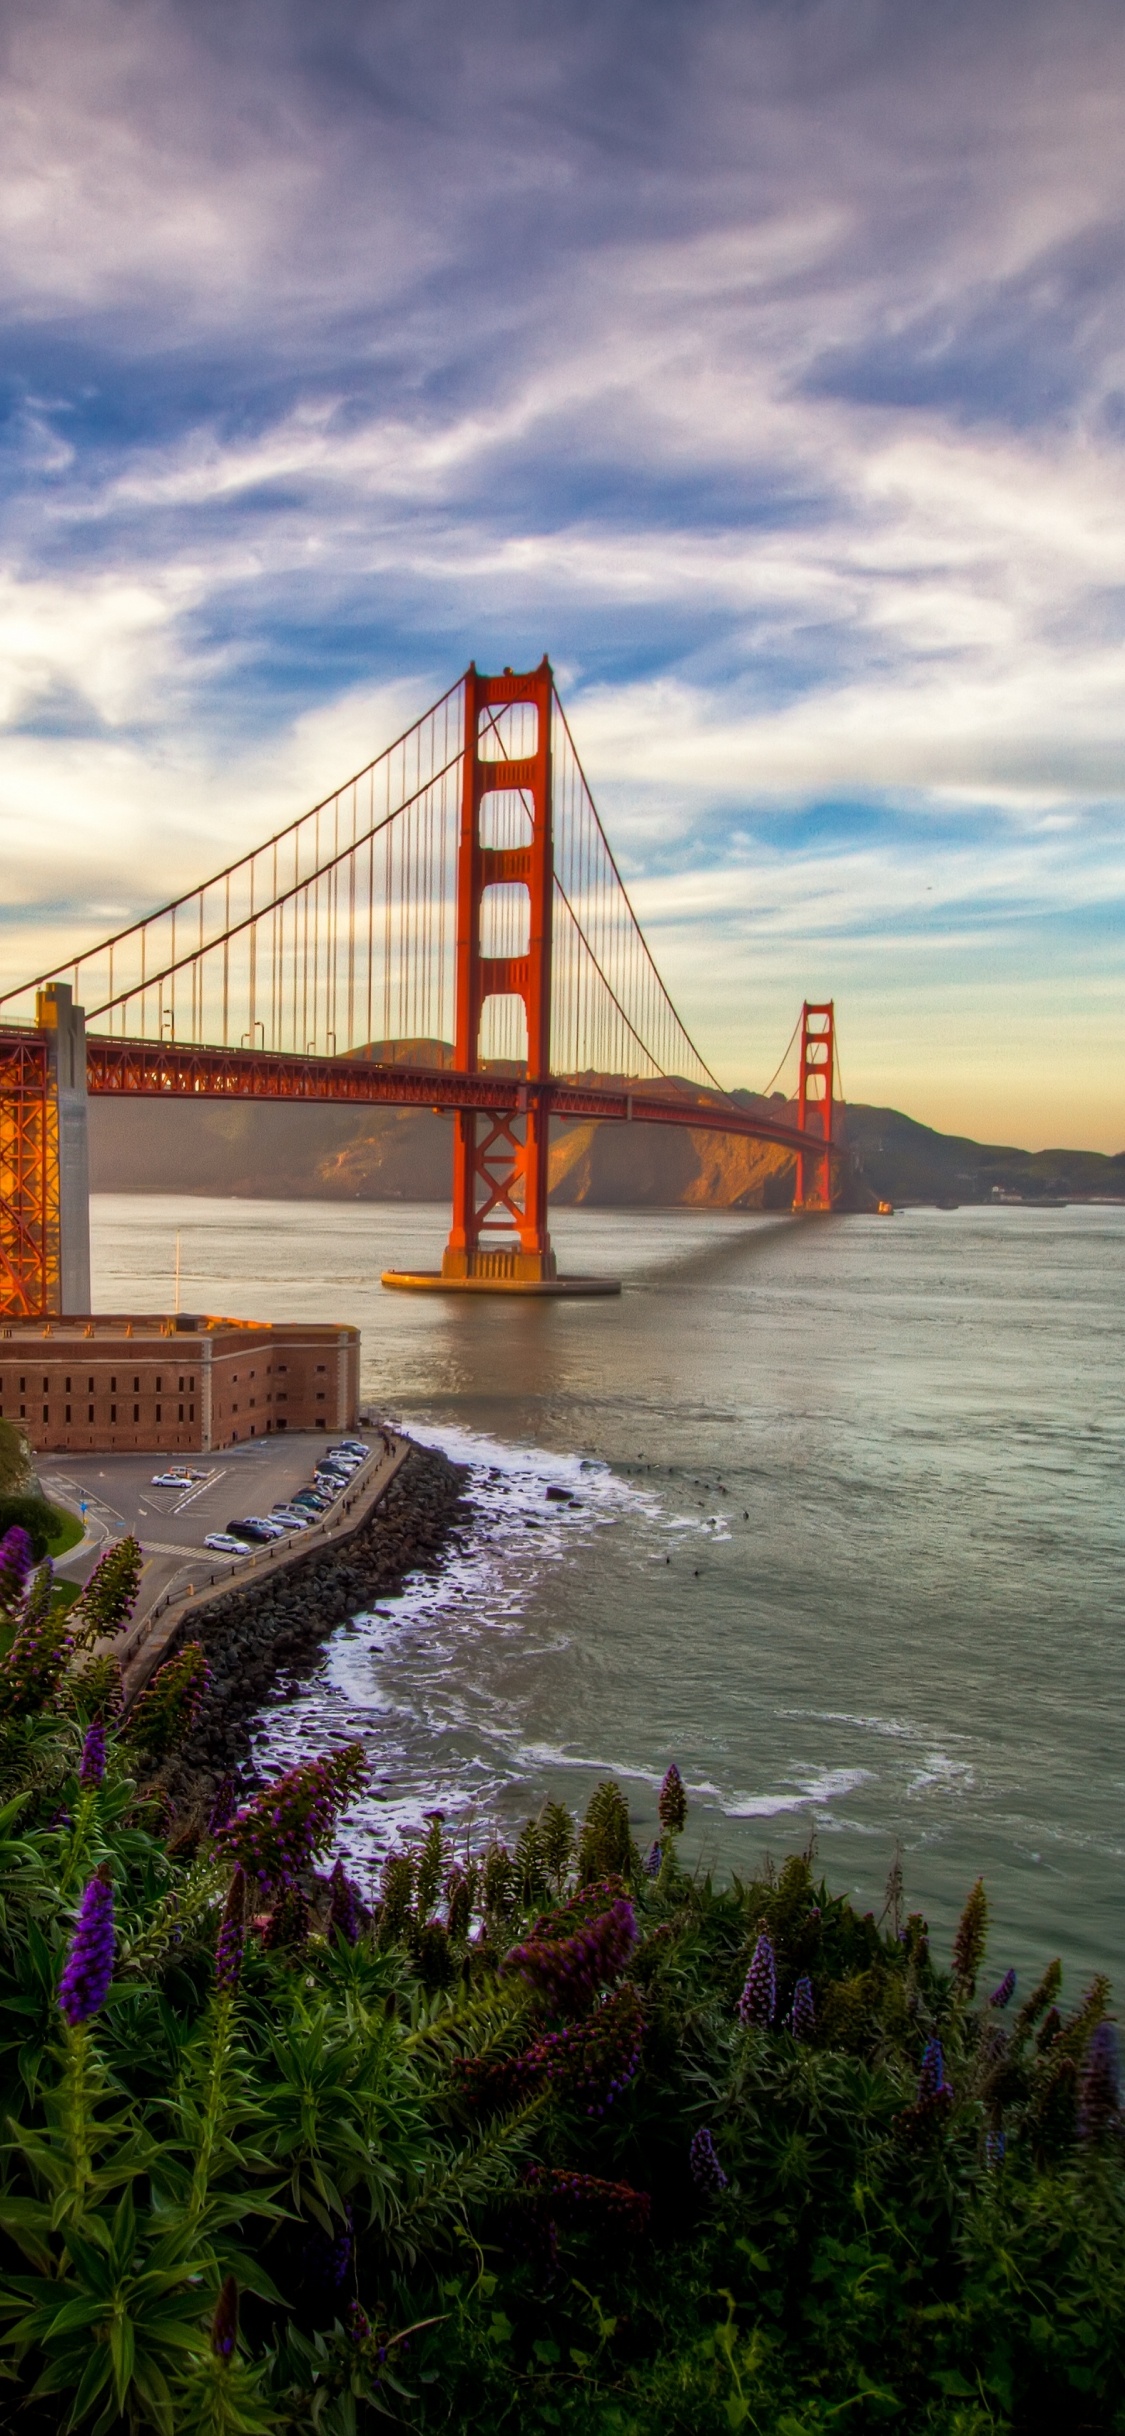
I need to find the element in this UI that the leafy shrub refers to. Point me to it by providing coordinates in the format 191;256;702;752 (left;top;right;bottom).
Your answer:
0;1494;66;1563
0;1651;1120;2436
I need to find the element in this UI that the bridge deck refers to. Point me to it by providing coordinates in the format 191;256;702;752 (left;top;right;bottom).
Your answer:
76;1035;839;1162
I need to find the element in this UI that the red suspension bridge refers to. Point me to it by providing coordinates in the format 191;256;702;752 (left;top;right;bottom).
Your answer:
0;656;844;1314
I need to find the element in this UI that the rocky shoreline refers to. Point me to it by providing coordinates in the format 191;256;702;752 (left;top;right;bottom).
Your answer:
151;1433;469;1825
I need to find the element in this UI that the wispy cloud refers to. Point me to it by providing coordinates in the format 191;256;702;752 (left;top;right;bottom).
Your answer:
0;0;1122;1145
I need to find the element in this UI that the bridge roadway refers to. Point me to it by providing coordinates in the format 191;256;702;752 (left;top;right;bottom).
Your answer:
82;1036;838;1163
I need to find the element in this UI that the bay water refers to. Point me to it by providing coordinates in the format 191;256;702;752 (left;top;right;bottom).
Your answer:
93;1195;1124;1994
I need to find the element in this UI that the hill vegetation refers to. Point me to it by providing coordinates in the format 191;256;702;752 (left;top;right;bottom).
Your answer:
89;1089;1124;1211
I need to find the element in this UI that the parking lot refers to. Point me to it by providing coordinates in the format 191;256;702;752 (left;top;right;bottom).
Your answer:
39;1429;377;1621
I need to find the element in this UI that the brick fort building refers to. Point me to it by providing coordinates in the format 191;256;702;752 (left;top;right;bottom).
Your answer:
0;1313;360;1456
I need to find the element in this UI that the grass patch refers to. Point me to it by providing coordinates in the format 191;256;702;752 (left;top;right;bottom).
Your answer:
45;1505;84;1558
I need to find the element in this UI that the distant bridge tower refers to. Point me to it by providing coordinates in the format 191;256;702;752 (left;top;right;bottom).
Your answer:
792;1000;837;1213
442;656;558;1285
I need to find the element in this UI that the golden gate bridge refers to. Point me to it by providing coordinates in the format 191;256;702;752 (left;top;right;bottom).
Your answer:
0;656;843;1314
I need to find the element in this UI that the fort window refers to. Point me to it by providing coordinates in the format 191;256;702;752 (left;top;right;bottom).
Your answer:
179;1404;184;1420
189;1404;195;1420
65;1376;71;1392
156;1377;162;1392
156;1405;161;1422
133;1376;139;1393
19;1404;25;1418
110;1404;117;1422
19;1377;25;1392
42;1377;48;1392
65;1406;71;1422
87;1405;93;1423
133;1404;139;1422
110;1376;117;1392
87;1377;93;1392
42;1406;48;1422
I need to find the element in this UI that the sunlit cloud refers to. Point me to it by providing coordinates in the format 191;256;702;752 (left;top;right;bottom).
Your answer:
0;0;1121;1148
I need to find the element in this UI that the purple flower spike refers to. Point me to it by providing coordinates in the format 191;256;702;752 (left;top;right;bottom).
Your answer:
689;2126;728;2193
207;1773;238;1837
0;1524;33;1612
657;1762;687;1837
347;2301;370;2344
917;2038;947;2100
215;1867;247;1994
1078;2019;1121;2143
211;2275;239;2361
328;1858;360;1946
216;1746;367;1896
988;1968;1017;2009
738;1933;777;2028
78;1717;106;1789
790;1974;815;2041
505;1895;637;2013
58;1865;115;2026
985;2127;1006;2167
645;1840;662;1878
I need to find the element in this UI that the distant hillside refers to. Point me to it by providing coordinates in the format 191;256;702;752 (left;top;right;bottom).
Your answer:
841;1105;1125;1207
88;1087;1124;1209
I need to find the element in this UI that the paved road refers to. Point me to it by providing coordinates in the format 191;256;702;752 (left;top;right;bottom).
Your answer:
40;1430;375;1622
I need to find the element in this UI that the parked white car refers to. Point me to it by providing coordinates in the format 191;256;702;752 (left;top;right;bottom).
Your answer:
204;1532;251;1554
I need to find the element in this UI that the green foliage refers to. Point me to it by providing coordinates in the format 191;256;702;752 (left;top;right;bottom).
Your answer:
0;1666;1120;2436
71;1537;144;1651
125;1642;211;1763
0;1420;35;1497
576;1778;636;1886
0;1496;68;1564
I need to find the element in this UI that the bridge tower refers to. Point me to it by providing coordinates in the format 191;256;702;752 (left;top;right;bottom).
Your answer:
0;984;91;1317
792;1000;837;1212
441;656;559;1286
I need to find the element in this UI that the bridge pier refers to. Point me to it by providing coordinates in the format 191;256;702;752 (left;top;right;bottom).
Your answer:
0;983;90;1318
39;983;91;1311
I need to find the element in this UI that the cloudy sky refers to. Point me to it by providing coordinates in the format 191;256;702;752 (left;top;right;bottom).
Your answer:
1;0;1123;1147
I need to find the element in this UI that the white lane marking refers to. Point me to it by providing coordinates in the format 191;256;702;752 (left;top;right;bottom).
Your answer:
173;1471;225;1512
141;1539;239;1559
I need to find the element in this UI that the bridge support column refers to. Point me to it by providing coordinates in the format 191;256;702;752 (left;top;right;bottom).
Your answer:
441;657;556;1284
38;984;91;1310
792;1000;837;1212
0;983;90;1318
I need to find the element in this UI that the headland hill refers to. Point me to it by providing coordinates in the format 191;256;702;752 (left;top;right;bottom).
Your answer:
89;1038;1124;1211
